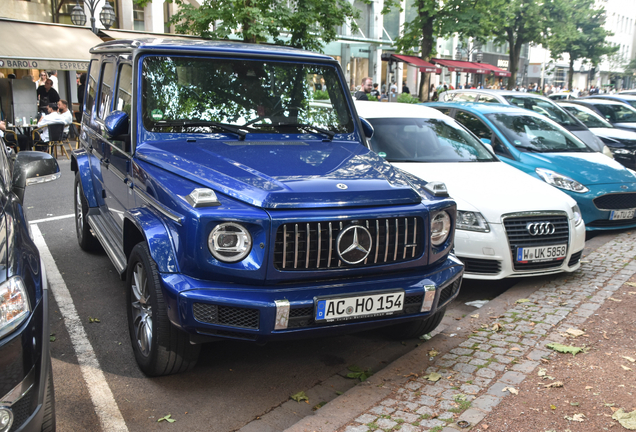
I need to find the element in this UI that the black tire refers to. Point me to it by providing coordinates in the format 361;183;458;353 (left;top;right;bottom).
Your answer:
74;172;100;251
41;359;56;432
385;307;446;340
126;243;200;376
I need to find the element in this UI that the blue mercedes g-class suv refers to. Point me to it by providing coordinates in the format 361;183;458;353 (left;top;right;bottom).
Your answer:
71;38;463;376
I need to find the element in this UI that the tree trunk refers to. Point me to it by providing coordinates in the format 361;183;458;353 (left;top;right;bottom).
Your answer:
418;16;435;101
506;29;522;90
567;56;574;91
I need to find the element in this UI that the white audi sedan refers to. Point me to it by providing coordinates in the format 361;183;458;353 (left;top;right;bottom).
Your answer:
355;101;586;280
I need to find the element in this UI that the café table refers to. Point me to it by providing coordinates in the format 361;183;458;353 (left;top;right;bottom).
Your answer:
6;123;38;151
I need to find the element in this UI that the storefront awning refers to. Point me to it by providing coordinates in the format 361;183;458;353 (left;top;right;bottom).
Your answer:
391;54;442;74
431;59;485;74
472;62;511;77
0;18;103;71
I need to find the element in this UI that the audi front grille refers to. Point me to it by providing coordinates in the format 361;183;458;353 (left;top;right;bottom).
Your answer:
503;213;569;271
273;217;424;270
593;193;636;210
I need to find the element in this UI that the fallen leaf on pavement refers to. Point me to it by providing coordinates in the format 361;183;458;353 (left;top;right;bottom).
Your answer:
625;282;636;287
621;365;633;371
550;404;557;410
585;386;593;390
423;372;442;382
429;349;439;357
543;381;564;388
566;328;585;337
622;356;636;363
515;298;530;304
157;414;176;423
502;387;518;395
492;323;504;332
612;408;636;430
546;343;583;356
470;314;479;319
510;347;520;351
609;298;622;302
290;391;309;403
538;368;547;377
564;413;585;422
603;331;609;340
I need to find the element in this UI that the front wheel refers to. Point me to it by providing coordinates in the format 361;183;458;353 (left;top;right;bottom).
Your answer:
126;243;200;376
74;173;100;251
384;307;447;340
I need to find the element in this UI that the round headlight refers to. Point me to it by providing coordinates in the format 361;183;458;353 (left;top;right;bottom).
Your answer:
431;211;451;246
208;223;252;263
0;408;13;432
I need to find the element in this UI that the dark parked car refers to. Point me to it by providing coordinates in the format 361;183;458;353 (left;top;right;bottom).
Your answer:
559;101;636;169
586;94;636;109
0;146;59;431
568;99;636;132
72;38;463;376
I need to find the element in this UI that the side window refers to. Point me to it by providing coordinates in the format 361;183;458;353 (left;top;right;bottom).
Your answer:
434;107;452;116
478;95;499;104
454;111;492;140
454;93;477;102
85;59;99;116
491;136;511;158
115;64;133;116
97;62;116;120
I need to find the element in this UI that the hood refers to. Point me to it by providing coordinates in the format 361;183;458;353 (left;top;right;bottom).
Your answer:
392;161;576;223
519;151;636;186
570;129;604;152
136;139;421;209
614;123;636;132
590;127;636;147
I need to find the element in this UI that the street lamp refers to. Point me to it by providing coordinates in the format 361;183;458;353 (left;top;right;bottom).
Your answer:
71;0;116;34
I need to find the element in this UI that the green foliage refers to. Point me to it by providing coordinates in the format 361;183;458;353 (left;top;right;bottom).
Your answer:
290;391;309;402
366;94;379;102
546;343;584;356
346;365;373;381
397;93;418;104
145;0;359;52
544;0;618;90
313;90;330;100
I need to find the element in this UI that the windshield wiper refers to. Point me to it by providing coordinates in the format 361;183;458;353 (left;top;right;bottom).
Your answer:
155;120;247;140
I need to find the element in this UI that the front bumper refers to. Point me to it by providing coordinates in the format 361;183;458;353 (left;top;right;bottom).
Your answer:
569;184;636;230
160;256;464;344
0;291;51;432
455;219;585;280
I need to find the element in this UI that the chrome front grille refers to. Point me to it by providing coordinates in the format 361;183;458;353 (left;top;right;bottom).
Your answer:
503;213;569;271
273;217;424;270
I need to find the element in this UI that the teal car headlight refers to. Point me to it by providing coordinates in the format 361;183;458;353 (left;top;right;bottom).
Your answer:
535;168;589;193
572;205;583;226
0;277;31;338
457;211;490;232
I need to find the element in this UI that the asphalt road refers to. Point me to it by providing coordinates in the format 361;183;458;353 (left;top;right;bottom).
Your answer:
23;159;618;432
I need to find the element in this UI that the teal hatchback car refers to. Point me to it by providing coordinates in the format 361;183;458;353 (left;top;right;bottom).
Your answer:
427;102;636;230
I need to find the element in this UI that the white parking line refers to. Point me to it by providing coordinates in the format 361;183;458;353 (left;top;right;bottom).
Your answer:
32;225;129;432
29;213;75;224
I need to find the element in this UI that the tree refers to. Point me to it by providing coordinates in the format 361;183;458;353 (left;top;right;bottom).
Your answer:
544;0;617;91
392;0;488;101
476;0;551;90
136;0;359;52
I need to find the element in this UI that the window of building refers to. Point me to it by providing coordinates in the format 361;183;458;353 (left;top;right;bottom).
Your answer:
133;4;145;31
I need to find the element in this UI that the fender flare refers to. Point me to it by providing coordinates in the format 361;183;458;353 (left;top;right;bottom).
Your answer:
123;207;180;274
71;150;98;208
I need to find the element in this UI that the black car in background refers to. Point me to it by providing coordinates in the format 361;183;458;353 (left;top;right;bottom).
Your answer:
560;101;636;169
0;146;60;432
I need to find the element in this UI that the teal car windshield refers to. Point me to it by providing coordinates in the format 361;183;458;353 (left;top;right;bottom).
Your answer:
486;113;593;153
366;117;497;162
141;56;354;135
503;96;580;127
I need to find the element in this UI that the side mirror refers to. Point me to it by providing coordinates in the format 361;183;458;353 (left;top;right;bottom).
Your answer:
12;151;60;203
359;118;374;139
104;110;130;140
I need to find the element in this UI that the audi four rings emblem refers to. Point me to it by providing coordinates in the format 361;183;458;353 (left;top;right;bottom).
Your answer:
337;225;373;264
526;222;555;236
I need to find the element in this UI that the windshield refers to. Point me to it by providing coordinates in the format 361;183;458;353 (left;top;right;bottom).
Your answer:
141;56;354;136
503;95;581;127
592;103;636;123
366;117;497;162
486;113;592;153
562;105;613;128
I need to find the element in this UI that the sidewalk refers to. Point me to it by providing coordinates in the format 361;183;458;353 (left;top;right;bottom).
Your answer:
284;231;636;432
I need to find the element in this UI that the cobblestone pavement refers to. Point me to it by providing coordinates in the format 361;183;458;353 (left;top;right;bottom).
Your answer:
330;231;636;432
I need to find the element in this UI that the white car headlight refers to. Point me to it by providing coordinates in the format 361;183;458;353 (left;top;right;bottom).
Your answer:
431;211;451;246
208;223;252;263
0;277;31;338
457;211;490;232
572;205;583;226
603;145;616;158
535;168;589;193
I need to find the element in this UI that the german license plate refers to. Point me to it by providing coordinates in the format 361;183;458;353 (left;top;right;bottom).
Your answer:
516;244;567;263
610;209;635;220
315;291;404;322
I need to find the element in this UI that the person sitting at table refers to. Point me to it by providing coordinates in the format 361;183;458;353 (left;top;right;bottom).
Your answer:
37;103;65;142
0;120;30;152
37;79;60;116
57;100;73;136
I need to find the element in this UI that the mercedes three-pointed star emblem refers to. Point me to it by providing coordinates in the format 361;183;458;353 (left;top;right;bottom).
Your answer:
336;225;373;264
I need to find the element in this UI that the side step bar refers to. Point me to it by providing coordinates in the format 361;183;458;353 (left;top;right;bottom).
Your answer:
87;212;127;277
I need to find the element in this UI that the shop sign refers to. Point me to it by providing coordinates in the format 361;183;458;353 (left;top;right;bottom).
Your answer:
0;59;89;71
497;59;509;69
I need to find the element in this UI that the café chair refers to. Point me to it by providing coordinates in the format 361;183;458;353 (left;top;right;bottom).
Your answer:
32;123;69;159
2;129;20;154
67;122;82;149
